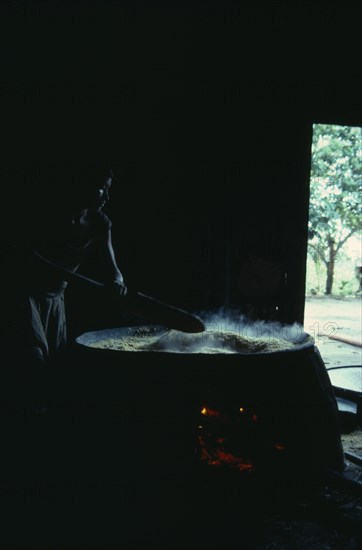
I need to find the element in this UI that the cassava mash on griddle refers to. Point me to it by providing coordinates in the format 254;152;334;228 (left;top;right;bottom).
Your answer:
90;328;299;354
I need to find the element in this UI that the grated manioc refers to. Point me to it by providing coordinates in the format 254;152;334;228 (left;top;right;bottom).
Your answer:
90;329;297;354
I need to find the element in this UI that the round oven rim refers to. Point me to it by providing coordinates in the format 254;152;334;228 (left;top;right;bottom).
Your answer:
74;324;316;357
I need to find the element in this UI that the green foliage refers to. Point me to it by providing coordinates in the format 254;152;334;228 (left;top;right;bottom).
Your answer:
308;124;362;294
338;280;354;297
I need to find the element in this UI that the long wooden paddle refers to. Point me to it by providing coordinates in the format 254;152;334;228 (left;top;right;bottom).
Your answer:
30;249;205;333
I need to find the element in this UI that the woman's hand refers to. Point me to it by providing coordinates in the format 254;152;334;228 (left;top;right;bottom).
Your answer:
109;280;128;297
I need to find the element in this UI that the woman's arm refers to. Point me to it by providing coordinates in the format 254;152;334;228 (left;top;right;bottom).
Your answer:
99;229;128;295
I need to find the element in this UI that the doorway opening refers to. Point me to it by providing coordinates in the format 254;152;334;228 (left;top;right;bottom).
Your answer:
303;123;362;373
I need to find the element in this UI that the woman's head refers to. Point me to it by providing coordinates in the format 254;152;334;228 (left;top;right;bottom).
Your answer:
70;164;114;214
24;163;116;241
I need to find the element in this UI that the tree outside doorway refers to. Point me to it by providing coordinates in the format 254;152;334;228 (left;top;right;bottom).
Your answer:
306;123;361;297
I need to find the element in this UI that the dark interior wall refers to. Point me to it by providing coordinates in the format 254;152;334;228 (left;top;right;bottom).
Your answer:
1;1;361;333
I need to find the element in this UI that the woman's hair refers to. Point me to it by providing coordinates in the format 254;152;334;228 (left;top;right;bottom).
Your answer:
22;163;115;244
27;161;113;202
76;164;114;189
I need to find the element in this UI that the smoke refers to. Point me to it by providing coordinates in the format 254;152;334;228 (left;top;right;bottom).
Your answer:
148;308;309;354
195;307;307;344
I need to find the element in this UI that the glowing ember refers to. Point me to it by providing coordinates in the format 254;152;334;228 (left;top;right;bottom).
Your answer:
200;407;220;418
197;435;254;472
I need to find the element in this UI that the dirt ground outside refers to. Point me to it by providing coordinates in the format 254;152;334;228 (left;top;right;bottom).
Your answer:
303;295;362;369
